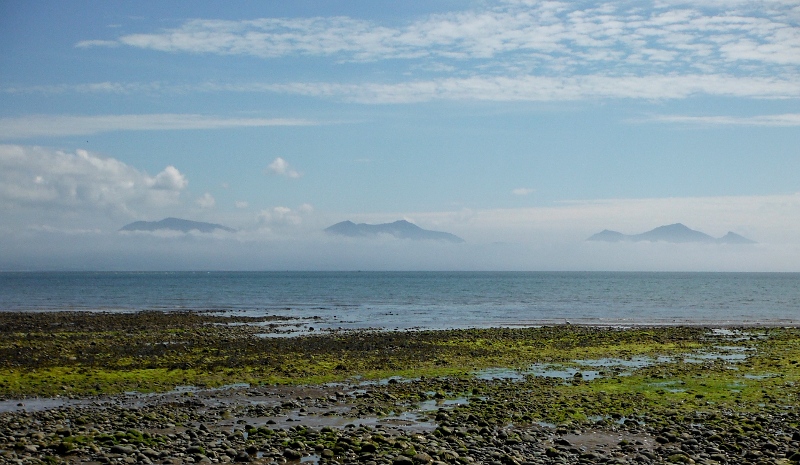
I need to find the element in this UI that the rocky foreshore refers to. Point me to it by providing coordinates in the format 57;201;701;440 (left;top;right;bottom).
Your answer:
1;312;799;464
2;380;798;465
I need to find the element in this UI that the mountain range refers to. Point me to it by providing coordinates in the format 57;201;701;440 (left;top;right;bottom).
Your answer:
325;220;464;243
587;223;755;244
120;217;236;233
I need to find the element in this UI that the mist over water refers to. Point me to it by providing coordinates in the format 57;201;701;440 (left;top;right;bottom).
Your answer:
2;272;798;329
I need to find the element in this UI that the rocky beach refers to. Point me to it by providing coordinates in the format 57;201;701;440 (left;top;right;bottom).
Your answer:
1;312;799;464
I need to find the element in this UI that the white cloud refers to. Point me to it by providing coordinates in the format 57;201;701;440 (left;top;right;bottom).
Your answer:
0;144;187;215
2;81;161;95
258;206;299;227
257;204;315;230
24;72;797;104
196;192;216;209
235;200;249;209
266;157;301;178
9;72;799;104
151;166;188;190
0;114;317;140
58;2;800;105
246;74;800;103
82;2;800;74
642;113;800;126
513;188;535;195
75;39;119;48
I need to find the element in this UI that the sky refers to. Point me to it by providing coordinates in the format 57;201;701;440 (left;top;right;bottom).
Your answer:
1;0;799;271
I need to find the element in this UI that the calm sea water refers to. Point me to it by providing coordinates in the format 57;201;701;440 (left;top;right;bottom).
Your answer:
1;272;799;329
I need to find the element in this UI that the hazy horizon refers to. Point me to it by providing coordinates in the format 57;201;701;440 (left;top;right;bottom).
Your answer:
2;1;799;271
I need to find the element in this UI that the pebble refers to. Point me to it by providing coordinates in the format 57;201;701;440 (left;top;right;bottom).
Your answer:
1;320;797;465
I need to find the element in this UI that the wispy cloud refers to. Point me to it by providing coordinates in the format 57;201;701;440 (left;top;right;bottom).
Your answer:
246;75;800;103
642;113;800;126
512;188;535;196
75;39;118;48
79;1;800;75
9;73;800;103
22;0;800;106
2;81;161;95
0;114;317;139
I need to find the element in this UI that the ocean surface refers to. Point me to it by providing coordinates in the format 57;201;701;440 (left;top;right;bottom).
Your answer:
1;272;799;330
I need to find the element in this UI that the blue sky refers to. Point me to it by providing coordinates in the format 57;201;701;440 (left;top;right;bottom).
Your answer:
1;0;799;270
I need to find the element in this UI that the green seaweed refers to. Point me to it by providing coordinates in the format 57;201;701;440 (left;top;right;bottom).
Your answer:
1;310;799;439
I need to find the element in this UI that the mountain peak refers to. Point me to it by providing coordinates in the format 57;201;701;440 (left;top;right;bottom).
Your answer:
121;218;236;233
325;220;464;243
588;224;755;244
655;223;690;230
718;231;757;244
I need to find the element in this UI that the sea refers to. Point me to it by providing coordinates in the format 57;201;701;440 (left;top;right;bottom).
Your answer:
1;272;799;330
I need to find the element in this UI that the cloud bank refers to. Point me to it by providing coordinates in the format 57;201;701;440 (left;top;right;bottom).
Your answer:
2;226;798;272
2;145;799;273
81;1;800;73
0;145;187;216
64;1;800;105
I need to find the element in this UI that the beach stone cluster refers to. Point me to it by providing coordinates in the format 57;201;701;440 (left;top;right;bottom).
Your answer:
2;314;799;464
1;381;798;465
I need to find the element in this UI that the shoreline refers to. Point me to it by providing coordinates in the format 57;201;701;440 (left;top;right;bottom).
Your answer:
1;311;799;464
2;308;799;331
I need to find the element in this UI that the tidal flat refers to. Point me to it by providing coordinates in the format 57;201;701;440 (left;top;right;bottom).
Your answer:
1;312;799;464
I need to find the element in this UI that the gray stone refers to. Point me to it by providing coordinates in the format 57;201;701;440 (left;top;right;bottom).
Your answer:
413;452;433;464
284;449;302;459
393;456;414;465
110;445;135;455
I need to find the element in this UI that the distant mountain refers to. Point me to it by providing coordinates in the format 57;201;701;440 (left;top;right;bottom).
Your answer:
325;220;464;243
121;217;236;233
633;223;716;243
717;231;757;244
588;230;627;242
587;223;755;244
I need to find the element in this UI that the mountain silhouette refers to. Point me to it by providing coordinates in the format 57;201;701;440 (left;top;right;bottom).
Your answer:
587;223;755;244
716;231;757;244
325;220;464;243
121;217;236;233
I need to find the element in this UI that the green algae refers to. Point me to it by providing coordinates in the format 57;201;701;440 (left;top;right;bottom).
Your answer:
1;310;799;438
412;327;800;430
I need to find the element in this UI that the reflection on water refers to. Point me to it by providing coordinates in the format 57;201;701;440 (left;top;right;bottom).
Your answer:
474;337;755;386
417;397;470;411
